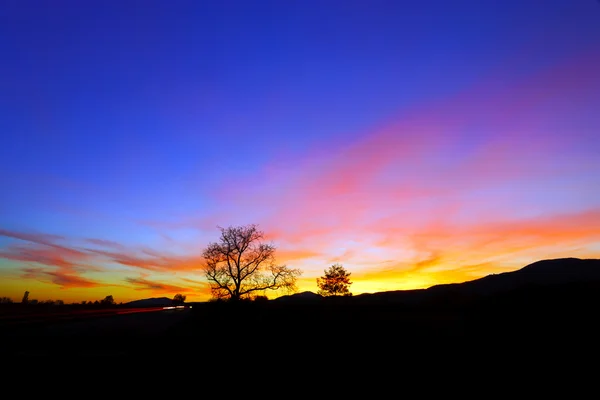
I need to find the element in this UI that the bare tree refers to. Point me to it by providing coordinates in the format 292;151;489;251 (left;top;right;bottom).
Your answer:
202;224;302;301
317;263;353;297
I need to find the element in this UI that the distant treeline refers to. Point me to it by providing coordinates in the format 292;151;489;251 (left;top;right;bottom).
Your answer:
0;293;119;308
0;292;188;308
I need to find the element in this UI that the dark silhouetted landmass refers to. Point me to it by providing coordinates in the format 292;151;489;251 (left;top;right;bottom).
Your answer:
352;257;600;305
274;291;323;303
166;257;600;358
3;257;599;361
122;297;174;307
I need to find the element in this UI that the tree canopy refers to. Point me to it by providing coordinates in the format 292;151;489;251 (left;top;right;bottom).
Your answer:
173;293;186;304
100;295;115;305
317;263;352;297
202;224;302;301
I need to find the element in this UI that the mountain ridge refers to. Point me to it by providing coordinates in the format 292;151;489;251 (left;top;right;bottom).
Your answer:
278;257;600;304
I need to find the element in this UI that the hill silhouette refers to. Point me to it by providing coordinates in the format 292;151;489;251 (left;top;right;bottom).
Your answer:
123;297;174;307
345;257;600;305
274;291;323;303
263;258;600;306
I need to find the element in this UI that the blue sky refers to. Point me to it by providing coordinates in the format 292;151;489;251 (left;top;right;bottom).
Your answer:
1;0;599;302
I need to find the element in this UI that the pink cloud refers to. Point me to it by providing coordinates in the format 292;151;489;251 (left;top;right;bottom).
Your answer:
145;44;599;240
85;238;125;248
85;248;167;271
0;228;66;247
86;247;205;273
0;244;85;269
177;49;600;291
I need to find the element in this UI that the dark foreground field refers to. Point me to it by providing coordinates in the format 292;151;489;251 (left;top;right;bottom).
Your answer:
3;282;599;362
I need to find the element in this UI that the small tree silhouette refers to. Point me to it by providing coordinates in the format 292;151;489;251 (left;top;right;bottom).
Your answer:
22;291;29;304
317;264;353;297
173;294;186;304
101;295;115;306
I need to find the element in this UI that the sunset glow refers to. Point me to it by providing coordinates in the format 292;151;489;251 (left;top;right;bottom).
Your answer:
1;1;599;303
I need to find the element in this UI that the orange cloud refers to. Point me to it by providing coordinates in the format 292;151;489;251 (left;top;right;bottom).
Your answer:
0;229;211;297
124;276;191;292
85;248;167;271
276;248;323;262
0;229;210;277
0;229;107;289
124;275;211;298
19;266;105;289
179;277;206;285
344;208;600;293
406;208;600;260
84;246;206;273
45;271;103;288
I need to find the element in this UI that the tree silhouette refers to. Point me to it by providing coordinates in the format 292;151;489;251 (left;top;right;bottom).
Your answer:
173;294;186;304
317;264;352;297
202;224;302;301
101;295;115;306
22;291;29;304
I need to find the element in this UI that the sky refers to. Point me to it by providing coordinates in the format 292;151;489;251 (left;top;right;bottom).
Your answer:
1;0;599;304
